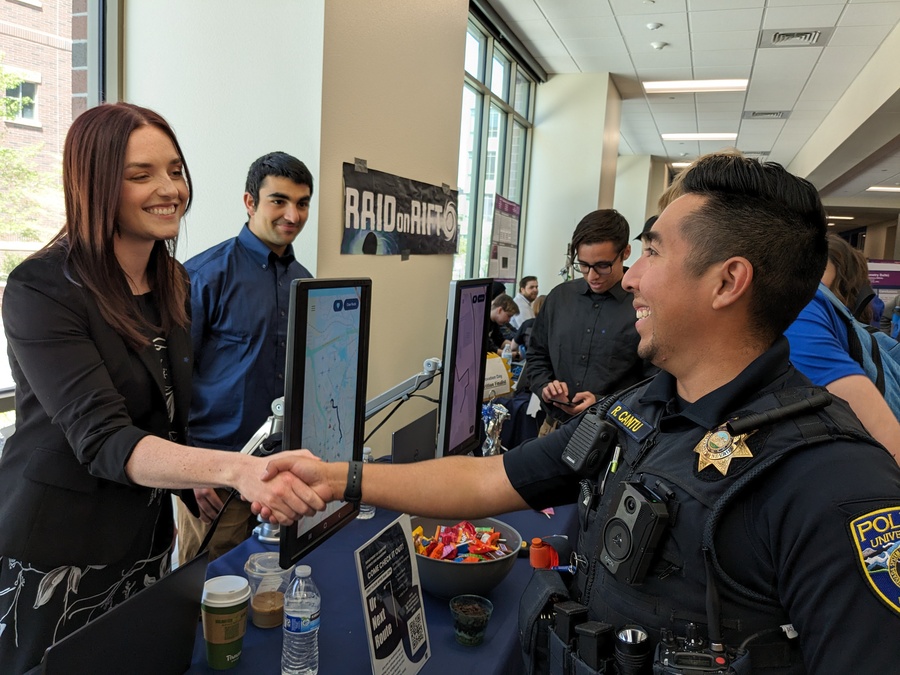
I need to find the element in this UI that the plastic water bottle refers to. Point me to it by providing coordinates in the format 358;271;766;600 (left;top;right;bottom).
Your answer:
356;447;376;520
282;565;320;675
501;343;513;369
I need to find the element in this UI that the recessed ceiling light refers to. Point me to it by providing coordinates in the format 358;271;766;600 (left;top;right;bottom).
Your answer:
643;79;748;93
671;162;691;168
662;133;738;141
866;186;900;192
826;215;854;220
827;223;835;227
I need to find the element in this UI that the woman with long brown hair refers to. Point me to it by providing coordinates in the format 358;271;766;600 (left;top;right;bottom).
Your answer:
0;102;320;672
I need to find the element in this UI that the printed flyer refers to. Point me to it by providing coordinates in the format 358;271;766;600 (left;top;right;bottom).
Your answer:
355;514;430;675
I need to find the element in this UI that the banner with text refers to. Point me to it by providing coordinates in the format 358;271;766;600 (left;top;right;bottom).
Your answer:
486;195;521;283
342;163;458;256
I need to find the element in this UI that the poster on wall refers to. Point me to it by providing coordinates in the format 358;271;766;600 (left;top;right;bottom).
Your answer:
342;162;458;256
868;259;900;289
486;195;520;283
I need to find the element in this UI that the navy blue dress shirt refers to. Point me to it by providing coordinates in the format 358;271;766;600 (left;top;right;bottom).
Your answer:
185;225;312;450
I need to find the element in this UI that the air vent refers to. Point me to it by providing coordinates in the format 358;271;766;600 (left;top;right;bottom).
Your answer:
742;111;791;120
758;28;834;48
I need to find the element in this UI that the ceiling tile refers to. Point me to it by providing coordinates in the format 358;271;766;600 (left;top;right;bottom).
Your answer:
692;48;755;67
537;0;614;19
688;0;764;9
490;0;545;23
616;11;690;34
690;30;760;50
689;8;765;33
631;45;693;69
693;64;754;79
509;19;562;42
633;66;697;80
566;38;631;57
536;54;579;72
829;24;893;45
521;37;570;58
766;0;844;6
840;2;900;26
575;54;636;72
609;0;689;17
763;5;845;29
549;15;621;40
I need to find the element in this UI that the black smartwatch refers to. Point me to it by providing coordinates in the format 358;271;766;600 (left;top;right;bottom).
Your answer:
343;460;363;504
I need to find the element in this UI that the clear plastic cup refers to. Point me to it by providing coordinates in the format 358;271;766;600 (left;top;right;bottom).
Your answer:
243;552;294;629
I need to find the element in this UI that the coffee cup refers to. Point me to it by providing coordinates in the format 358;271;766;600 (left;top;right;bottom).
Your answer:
244;551;294;629
201;575;251;669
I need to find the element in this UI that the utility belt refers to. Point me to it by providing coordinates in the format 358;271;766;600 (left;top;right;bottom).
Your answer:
519;565;758;675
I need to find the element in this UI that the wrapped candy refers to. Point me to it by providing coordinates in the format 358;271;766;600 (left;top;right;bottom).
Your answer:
481;402;509;456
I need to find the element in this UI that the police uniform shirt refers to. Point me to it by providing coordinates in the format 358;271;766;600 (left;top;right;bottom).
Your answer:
503;337;900;672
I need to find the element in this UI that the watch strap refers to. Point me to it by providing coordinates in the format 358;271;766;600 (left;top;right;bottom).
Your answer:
344;460;363;503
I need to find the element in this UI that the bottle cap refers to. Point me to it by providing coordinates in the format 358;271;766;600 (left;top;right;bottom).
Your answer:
295;564;312;578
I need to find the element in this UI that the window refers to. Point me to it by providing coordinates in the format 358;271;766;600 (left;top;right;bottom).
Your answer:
4;81;37;122
0;1;106;413
454;17;535;279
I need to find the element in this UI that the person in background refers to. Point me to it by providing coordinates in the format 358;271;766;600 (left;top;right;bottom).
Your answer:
487;293;519;354
176;152;316;564
510;275;539;329
784;233;900;458
0;103;320;673
511;294;545;360
259;154;900;673
524;209;654;436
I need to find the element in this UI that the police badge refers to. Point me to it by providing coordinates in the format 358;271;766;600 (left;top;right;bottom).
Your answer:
693;424;754;476
850;506;900;616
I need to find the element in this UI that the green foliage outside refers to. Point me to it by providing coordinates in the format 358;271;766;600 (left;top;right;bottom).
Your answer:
1;54;57;281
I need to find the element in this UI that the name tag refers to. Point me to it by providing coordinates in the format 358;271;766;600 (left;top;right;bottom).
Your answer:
606;401;653;442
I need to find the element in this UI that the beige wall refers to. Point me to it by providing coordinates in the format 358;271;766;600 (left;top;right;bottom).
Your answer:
316;0;468;454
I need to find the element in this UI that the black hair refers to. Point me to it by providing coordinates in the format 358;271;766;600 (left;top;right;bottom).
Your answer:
245;151;314;204
518;275;537;290
678;154;828;344
569;209;630;261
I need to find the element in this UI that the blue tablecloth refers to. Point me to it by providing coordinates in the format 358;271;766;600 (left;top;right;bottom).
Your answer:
186;504;578;674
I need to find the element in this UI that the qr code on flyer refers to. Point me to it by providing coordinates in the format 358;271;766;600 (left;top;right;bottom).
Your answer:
408;607;426;655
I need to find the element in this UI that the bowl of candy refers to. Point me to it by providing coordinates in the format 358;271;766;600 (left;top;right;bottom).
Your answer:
409;516;522;598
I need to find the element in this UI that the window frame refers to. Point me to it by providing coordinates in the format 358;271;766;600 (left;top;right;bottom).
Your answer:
455;16;535;280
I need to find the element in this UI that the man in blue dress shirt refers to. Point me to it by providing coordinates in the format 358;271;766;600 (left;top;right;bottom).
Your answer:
176;152;315;563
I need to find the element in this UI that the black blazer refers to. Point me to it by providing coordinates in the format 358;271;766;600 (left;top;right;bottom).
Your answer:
0;246;193;567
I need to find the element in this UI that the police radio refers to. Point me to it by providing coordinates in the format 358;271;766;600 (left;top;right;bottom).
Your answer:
561;392;621;479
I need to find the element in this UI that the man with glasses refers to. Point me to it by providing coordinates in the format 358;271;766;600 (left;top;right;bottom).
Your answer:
524;209;654;435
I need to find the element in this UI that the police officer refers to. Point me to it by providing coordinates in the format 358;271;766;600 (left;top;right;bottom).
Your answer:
260;155;900;672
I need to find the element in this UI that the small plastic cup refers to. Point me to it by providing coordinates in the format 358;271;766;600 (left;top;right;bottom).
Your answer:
244;552;294;629
201;575;250;669
449;594;494;646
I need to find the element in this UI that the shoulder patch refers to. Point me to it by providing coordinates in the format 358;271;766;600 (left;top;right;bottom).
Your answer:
849;506;900;616
606;400;653;443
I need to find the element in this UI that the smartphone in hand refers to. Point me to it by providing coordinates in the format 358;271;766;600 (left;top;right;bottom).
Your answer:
548;397;575;407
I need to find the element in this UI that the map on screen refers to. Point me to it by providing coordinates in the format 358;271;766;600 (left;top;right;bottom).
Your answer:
300;288;362;526
280;278;371;568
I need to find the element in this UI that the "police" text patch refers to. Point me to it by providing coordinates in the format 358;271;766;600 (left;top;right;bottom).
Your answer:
849;506;900;616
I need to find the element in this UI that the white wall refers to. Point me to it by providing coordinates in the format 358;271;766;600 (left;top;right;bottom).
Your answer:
122;0;468;456
123;0;325;272
521;73;619;294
